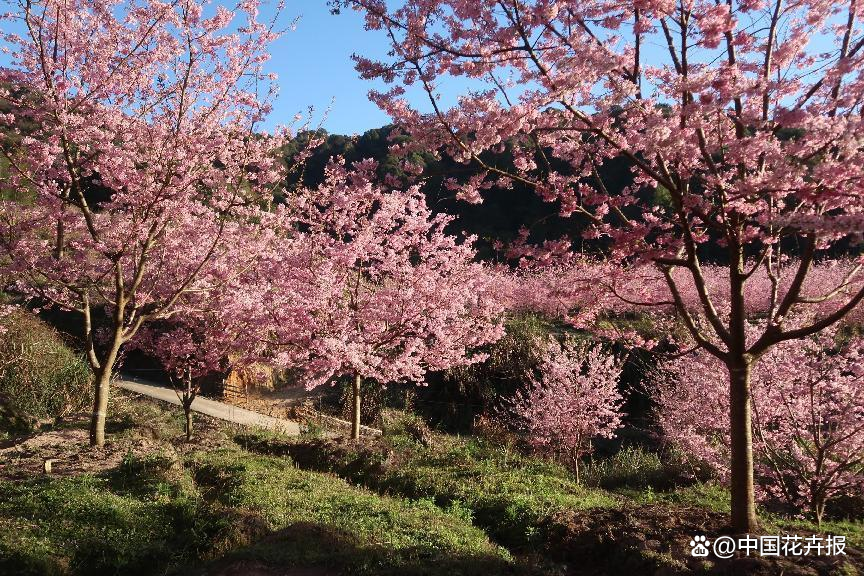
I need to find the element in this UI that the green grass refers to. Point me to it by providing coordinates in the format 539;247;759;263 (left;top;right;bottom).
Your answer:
189;449;517;575
0;445;519;576
3;396;861;576
625;479;864;550
581;445;688;490
241;417;859;573
374;437;620;547
623;481;732;513
0;458;221;576
107;392;202;440
774;518;864;550
240;425;620;550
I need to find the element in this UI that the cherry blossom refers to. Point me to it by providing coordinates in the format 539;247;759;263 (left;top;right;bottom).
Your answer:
267;159;505;438
505;336;625;483
346;0;864;530
0;0;288;446
655;332;864;525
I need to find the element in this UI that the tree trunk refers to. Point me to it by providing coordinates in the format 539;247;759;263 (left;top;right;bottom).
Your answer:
351;374;361;440
184;405;193;441
729;361;758;533
89;366;112;447
573;453;580;485
88;330;123;448
812;490;826;528
183;366;195;442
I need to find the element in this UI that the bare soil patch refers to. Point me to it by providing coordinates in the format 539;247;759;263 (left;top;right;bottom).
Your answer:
546;504;864;575
0;425;154;480
0;390;234;482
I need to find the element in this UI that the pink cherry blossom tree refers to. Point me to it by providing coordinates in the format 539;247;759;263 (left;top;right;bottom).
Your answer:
269;158;505;439
0;0;288;446
132;241;275;441
505;336;625;483
344;0;864;530
655;332;864;526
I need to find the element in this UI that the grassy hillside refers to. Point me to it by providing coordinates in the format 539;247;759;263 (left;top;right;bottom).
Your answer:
237;414;864;576
0;393;861;576
0;309;91;437
0;394;518;576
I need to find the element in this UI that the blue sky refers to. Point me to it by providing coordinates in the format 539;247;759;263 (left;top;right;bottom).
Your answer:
0;0;401;135
265;0;395;135
2;0;845;136
265;0;486;135
0;0;448;135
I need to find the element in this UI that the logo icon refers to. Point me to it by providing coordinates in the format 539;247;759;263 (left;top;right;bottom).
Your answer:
689;535;710;557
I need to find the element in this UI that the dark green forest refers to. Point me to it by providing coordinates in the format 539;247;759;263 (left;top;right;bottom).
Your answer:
280;126;637;260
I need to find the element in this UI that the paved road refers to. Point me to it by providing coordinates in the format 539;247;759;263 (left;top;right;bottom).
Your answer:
114;376;302;435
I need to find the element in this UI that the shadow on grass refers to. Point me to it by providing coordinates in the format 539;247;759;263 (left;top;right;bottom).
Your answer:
233;433;387;480
104;411;139;435
204;520;523;576
0;473;227;576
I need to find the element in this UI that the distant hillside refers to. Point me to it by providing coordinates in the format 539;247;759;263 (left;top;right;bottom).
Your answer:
280;125;638;260
281;125;864;264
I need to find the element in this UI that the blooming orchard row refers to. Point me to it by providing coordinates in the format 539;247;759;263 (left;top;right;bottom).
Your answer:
499;264;864;523
343;0;864;532
656;331;864;525
2;0;863;532
0;0;505;443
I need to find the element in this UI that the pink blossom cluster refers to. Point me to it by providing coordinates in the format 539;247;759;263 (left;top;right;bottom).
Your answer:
604;259;864;331
0;0;510;432
263;158;506;389
131;228;278;381
0;0;299;445
349;0;864;248
347;0;864;379
504;336;625;475
0;0;288;362
126;155;508;394
493;257;864;348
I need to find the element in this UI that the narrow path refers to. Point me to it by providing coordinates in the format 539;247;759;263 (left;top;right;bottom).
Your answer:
114;376;302;435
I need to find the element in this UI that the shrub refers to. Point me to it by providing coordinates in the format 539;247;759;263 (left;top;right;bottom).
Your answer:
435;312;556;430
0;309;91;432
581;445;685;490
502;336;625;482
